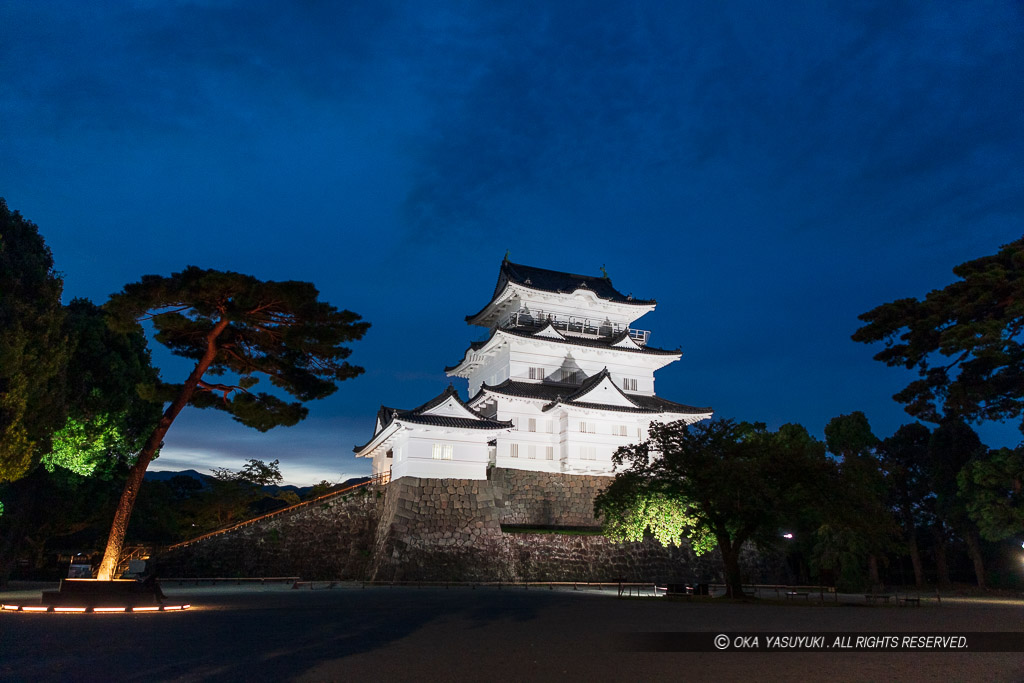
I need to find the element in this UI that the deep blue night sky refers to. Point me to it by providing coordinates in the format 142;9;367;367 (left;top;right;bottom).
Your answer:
2;2;1022;484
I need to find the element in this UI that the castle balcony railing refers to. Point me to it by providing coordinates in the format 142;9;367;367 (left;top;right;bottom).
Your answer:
498;309;649;346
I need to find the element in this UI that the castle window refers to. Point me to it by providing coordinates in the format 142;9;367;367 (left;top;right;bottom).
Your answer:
579;421;596;433
615;424;628;436
510;443;520;458
623;378;638;391
528;445;537;459
545;446;554;460
581;446;597;460
528;418;537;432
563;370;581;384
431;443;453;460
529;367;546;380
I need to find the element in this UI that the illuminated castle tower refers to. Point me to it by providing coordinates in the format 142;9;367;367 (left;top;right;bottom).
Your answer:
354;259;711;480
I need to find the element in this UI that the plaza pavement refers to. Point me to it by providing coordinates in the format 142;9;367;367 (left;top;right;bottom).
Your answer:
1;582;1022;682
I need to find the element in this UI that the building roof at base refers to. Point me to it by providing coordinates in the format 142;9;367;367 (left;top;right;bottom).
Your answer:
472;372;713;416
466;260;656;322
353;385;513;453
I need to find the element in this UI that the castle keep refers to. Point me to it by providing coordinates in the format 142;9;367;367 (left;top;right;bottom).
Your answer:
354;259;712;480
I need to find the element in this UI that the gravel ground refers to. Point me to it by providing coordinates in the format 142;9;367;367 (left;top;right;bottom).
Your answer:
2;582;1022;682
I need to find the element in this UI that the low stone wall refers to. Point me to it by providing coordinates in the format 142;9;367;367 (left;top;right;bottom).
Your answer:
157;468;788;585
157;487;383;580
503;533;779;584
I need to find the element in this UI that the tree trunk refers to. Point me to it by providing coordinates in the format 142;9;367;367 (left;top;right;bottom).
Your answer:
963;529;986;589
932;525;951;590
718;537;745;599
901;509;923;588
908;536;924;588
96;318;228;581
867;554;880;589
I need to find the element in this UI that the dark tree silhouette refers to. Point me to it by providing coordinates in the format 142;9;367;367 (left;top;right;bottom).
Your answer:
823;412;899;590
853;236;1024;433
595;419;833;598
96;267;369;580
877;422;932;587
959;445;1024;543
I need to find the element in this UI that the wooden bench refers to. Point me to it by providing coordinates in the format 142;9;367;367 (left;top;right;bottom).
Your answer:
864;593;892;604
785;591;810;600
899;597;921;607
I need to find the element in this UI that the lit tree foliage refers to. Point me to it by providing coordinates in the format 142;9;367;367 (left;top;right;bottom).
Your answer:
596;472;714;554
853;236;1024;433
43;299;162;478
0;299;161;584
96;267;369;580
595;419;832;598
958;446;1024;542
0;199;68;483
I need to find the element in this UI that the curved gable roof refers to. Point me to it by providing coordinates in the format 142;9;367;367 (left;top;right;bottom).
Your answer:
353;385;513;452
466;260;656;322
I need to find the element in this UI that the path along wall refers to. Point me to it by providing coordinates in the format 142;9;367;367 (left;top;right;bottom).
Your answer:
158;469;786;584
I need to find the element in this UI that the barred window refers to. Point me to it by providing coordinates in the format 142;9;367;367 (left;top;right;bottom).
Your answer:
431;443;453;460
510;443;519;458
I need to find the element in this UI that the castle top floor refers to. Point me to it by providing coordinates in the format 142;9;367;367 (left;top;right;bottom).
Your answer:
465;260;658;344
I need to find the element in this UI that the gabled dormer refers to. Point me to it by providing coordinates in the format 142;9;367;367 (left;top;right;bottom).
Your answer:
609;330;643;350
563;368;640;408
532;321;567;340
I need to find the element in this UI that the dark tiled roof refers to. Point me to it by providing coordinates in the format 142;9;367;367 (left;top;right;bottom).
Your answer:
353;385;513;452
466;260;656;322
473;378;712;415
445;326;680;373
499;261;656;305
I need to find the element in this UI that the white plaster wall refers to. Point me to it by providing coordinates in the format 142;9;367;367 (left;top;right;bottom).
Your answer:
391;431;491;480
467;344;511;397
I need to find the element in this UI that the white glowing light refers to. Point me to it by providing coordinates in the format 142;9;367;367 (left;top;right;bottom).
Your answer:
782;533;794;539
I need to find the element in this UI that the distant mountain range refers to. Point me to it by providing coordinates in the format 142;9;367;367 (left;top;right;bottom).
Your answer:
144;469;370;497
